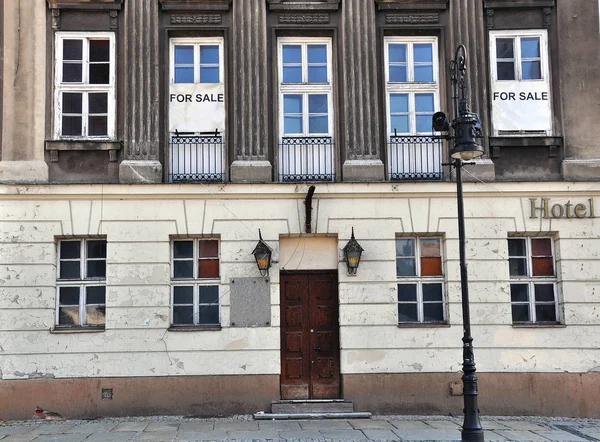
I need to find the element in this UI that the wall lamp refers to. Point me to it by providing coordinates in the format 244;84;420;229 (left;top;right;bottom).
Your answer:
343;228;364;275
252;230;272;277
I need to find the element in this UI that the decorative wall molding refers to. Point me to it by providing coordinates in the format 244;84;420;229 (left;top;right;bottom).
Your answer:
385;13;439;24
486;9;495;29
47;0;123;10
170;13;222;25
159;0;231;11
375;0;447;10
267;0;340;11
279;13;330;24
542;7;552;27
51;9;61;29
483;0;554;8
109;10;118;29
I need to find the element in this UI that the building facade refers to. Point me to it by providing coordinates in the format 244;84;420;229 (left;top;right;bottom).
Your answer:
0;0;599;420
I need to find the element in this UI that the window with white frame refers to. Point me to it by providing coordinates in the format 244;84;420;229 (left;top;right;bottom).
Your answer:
489;30;552;136
54;33;116;139
56;239;106;328
508;236;558;324
171;239;220;326
396;236;445;323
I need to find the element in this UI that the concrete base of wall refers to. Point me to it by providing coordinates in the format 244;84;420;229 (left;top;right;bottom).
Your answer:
342;160;385;182
455;158;496;182
119;160;163;184
0;160;49;183
230;160;272;183
562;159;600;181
0;375;280;421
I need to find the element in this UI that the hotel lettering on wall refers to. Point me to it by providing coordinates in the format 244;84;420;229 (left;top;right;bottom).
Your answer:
530;198;596;219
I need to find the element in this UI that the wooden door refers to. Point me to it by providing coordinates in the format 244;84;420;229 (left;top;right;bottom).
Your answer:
280;271;340;399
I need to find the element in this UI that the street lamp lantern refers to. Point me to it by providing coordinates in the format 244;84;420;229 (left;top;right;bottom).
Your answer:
433;44;485;442
343;227;363;275
252;230;272;277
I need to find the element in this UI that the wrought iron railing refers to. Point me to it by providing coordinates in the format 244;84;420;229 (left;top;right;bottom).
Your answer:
279;136;335;182
169;135;224;183
387;135;443;181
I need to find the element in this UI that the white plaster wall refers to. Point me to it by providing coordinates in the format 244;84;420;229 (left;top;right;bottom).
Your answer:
0;182;599;380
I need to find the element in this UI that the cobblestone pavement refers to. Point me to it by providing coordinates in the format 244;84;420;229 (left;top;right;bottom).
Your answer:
1;415;600;442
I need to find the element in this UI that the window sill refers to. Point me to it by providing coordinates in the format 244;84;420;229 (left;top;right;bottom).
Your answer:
45;140;121;162
397;322;450;328
168;325;222;332
50;326;105;333
512;323;566;328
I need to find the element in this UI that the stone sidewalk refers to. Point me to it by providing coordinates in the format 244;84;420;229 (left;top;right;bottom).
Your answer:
1;415;600;442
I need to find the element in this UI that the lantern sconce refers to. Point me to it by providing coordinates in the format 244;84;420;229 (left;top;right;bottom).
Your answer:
343;228;364;276
252;229;272;277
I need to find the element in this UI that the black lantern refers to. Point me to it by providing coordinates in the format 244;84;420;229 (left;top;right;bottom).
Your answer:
343;228;363;275
252;230;272;277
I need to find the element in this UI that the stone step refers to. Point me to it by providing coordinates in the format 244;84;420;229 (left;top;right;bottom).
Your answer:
254;411;372;420
271;400;354;414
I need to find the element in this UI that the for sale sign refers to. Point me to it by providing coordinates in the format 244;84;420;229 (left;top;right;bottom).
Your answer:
169;83;225;133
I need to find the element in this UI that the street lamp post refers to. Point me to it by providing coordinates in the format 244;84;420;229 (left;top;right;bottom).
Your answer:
432;45;485;442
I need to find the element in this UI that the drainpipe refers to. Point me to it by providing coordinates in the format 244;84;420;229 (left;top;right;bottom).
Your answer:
305;185;316;233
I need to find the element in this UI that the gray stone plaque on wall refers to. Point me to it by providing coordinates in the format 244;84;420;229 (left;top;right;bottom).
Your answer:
229;277;271;327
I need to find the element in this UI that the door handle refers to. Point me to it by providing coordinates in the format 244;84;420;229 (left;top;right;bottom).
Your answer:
313;345;321;352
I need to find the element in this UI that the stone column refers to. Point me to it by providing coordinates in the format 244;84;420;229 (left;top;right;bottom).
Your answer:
0;0;49;182
119;0;162;183
341;0;384;182
229;0;271;183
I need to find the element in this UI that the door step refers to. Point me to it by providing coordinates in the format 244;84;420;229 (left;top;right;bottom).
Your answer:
253;400;371;420
254;411;372;420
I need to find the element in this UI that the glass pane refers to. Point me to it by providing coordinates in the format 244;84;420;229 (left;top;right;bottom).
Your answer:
62;116;82;136
282;45;302;63
175;66;194;83
308;66;327;83
421;257;442;276
535;304;557;322
89;40;109;62
174;241;194;259
284;116;303;134
200;66;220;83
531;238;552;256
396;258;416;277
398;303;418;322
60;261;80;279
199;240;218;258
63;39;83;60
173;306;193;325
60;286;80;305
522;61;541;80
397;284;417;302
284;95;303;113
508;238;526;257
86;306;105;325
309;116;329;134
200;45;219;64
309;95;328;114
61;241;81;259
389;65;407;82
511;304;530;322
414;44;433;63
535;284;555;302
423;283;443;302
198;259;219;278
414;65;433;82
496;38;514;59
416;115;433;133
199;285;219;304
87;240;107;259
59;306;80;326
520;37;540;58
89;63;110;84
497;62;515;80
388;44;407;63
283;66;302;83
510;284;529;302
396;238;415;257
390;115;409;133
174;260;194;279
509;257;527;276
307;44;327;63
423;303;444;322
87;260;106;278
86;286;106;304
88;116;108;136
420;238;440;257
63;93;82;114
89;93;108;114
62;63;83;83
390;94;409;113
532;257;554;276
415;94;434;112
175;45;194;64
199;305;219;325
173;286;194;304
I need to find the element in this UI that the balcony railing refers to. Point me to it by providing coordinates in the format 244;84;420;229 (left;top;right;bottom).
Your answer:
279;136;335;182
169;135;224;183
387;135;443;181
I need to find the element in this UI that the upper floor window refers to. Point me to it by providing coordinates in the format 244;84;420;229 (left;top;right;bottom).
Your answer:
54;33;116;139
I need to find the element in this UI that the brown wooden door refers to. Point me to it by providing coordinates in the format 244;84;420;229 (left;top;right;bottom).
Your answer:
280;271;340;399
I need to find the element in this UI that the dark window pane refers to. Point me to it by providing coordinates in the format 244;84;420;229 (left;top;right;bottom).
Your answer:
532;257;554;276
282;45;301;63
86;305;105;325
511;304;530;322
173;286;194;304
308;66;327;83
421;257;442;276
89;40;110;62
510;284;529;302
534;284;555;302
174;241;193;259
396;258;416;276
87;259;106;278
389;65;407;82
87;240;107;259
174;261;194;279
200;66;219;83
423;303;444;322
175;66;194;83
508;239;526;257
89;63;110;84
88;116;108;136
416;115;433;133
200;45;219;64
59;306;79;325
531;238;552;256
398;284;417;302
398;303;418;322
284;116;302;134
522;61;541;80
62;116;82;136
89;93;108;114
520;37;540;58
62;93;82;114
60;286;80;305
199;305;219;325
63;39;83;60
199;285;219;304
307;44;327;63
173;306;194;325
414;44;433;63
414;65;434;82
60;261;81;279
497;62;515;80
388;44;407;63
309;95;328;114
396;238;414;257
198;259;219;278
390;115;409;133
422;284;443;302
60;241;81;259
509;257;527;276
63;63;83;82
496;38;514;59
199;240;218;258
283;66;302;83
86;286;106;304
309;116;329;134
415;95;435;114
535;304;557;322
175;45;194;64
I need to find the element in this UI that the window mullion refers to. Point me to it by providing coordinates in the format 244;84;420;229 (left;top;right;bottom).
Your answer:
417;281;424;322
529;281;537;322
516;37;523;81
80;284;86;326
194;284;200;326
303;94;309;136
